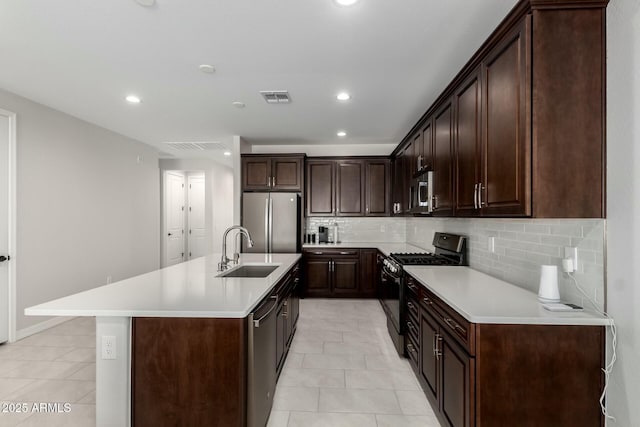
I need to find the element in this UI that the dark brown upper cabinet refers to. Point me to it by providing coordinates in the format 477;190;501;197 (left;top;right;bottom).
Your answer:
454;69;482;217
391;0;606;218
306;160;335;216
336;161;365;216
365;159;391;216
306;157;391;217
242;154;304;192
432;101;454;216
480;18;530;216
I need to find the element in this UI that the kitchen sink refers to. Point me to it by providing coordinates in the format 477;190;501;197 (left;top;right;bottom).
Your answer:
217;265;279;278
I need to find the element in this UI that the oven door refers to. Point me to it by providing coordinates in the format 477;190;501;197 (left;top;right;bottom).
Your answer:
379;265;402;332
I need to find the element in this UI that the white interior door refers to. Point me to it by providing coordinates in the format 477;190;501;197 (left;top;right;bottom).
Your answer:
164;172;185;267
187;174;206;259
0;111;12;343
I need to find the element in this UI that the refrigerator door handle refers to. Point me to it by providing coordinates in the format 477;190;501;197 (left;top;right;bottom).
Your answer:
268;198;274;253
264;197;269;253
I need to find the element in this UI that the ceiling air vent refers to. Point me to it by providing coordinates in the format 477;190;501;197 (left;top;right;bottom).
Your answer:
163;141;225;151
260;90;291;104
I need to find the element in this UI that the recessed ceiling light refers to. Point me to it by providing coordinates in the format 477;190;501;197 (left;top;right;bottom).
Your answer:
135;0;155;6
337;131;347;137
199;64;216;74
125;95;141;104
232;101;245;108
223;151;232;156
336;92;351;101
333;0;359;6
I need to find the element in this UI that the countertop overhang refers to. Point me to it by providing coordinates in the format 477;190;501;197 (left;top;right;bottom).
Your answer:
25;253;301;318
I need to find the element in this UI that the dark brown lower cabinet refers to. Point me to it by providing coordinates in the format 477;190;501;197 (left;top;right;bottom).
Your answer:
406;273;605;427
302;249;380;298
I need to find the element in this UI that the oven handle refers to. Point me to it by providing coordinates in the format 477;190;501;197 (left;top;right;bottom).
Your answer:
381;265;400;279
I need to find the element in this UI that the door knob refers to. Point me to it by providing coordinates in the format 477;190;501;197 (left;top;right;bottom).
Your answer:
0;255;9;262
167;233;173;236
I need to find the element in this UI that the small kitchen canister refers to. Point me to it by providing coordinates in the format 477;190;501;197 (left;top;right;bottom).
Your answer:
538;265;560;302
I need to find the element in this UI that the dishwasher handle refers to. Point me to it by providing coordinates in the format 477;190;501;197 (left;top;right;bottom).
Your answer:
253;296;278;328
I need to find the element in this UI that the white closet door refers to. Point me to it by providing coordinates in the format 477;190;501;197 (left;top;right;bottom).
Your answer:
165;172;185;266
188;175;206;259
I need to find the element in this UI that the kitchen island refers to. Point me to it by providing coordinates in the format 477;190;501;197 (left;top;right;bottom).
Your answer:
25;253;302;427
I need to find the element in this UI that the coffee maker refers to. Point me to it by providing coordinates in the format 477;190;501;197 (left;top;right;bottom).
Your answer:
318;226;329;243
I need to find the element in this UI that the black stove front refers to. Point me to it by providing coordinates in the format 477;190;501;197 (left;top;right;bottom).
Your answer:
379;232;467;356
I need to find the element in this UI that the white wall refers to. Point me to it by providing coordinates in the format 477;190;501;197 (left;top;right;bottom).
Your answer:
0;88;161;333
159;158;234;257
606;0;640;425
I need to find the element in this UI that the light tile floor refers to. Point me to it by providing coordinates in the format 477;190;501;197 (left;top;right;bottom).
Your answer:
269;299;441;427
0;299;441;427
0;317;96;427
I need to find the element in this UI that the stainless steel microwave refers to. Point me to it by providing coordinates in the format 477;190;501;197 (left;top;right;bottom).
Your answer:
412;170;433;214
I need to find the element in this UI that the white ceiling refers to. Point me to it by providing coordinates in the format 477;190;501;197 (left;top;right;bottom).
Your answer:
0;0;518;157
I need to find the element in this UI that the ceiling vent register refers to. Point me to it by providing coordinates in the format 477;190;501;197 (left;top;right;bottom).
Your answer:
260;90;291;104
163;141;226;151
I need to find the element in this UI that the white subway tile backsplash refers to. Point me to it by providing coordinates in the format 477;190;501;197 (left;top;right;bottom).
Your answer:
306;217;406;243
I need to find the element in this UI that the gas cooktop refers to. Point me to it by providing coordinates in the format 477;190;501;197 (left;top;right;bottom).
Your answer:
389;232;467;267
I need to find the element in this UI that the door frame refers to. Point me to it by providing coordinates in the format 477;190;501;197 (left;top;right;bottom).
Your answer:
1;109;17;342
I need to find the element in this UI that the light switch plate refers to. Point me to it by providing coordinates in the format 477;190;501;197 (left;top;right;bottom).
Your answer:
488;236;496;253
564;247;578;271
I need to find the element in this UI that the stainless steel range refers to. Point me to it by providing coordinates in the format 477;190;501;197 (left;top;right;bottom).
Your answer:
379;232;467;355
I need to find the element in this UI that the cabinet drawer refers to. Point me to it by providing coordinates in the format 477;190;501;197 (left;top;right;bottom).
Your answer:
405;317;419;344
405;297;420;325
405;334;419;367
420;287;475;355
405;276;420;298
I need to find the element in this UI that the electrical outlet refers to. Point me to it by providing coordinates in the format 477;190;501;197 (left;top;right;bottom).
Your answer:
380;225;386;233
487;236;496;254
564;247;578;271
106;276;112;284
101;335;116;360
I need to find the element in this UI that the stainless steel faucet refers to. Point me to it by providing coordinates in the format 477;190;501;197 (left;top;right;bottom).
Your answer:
219;225;254;271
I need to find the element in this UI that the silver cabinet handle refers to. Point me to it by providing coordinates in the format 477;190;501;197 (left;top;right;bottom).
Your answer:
272;176;276;187
253;296;278;327
444;317;466;337
474;183;478;209
478;183;485;207
435;335;443;360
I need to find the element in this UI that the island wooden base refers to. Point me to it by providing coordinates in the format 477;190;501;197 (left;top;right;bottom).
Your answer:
131;317;248;427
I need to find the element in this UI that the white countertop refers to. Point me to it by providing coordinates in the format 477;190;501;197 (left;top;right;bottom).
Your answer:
302;242;428;257
25;253;301;319
404;266;610;326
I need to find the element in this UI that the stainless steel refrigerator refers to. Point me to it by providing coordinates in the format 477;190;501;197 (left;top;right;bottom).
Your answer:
242;192;300;253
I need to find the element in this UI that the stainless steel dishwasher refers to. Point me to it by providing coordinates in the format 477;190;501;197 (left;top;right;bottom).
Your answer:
247;293;278;427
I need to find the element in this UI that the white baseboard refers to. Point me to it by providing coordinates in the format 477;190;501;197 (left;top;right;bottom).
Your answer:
15;316;75;341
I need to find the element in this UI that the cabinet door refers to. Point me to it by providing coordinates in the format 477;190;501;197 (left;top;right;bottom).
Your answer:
242;157;271;190
454;71;482;217
359;249;378;297
422;119;433;171
365;160;390;216
412;131;423;176
403;142;414;213
440;331;474;427
433;102;454;216
481;19;530;216
306;161;335;216
272;157;303;191
392;153;405;216
332;257;359;295
336;161;365;216
420;309;439;402
304;256;332;297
